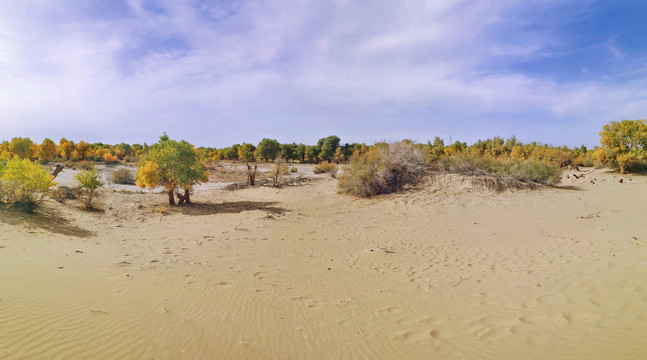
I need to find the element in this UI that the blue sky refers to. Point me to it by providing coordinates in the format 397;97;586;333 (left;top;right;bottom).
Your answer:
1;0;646;148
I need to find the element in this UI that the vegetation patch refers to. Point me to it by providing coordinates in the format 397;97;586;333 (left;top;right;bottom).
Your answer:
313;161;337;175
338;141;428;197
0;158;54;212
111;168;136;185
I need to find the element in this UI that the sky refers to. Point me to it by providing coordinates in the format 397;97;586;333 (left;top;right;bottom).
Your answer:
1;0;646;148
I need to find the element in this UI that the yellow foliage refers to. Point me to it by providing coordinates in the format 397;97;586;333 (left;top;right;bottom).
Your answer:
0;157;54;211
136;160;168;189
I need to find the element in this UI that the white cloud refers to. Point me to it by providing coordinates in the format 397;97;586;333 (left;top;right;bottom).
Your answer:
0;0;645;147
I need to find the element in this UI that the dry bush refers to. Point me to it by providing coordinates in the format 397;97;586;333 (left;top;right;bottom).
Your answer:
111;168;136;185
439;154;561;190
290;166;298;173
313;161;337;175
78;160;94;170
50;186;82;202
338;142;428;197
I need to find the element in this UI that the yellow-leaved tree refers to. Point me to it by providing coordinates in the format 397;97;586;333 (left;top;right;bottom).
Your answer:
0;157;54;212
598;119;647;173
136;134;209;205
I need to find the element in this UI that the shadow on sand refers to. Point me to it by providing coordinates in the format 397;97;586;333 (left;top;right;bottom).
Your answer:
0;206;95;238
178;201;287;216
555;185;585;191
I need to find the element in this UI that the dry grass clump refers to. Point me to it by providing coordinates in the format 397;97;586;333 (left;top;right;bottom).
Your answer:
111;168;136;185
313;161;337;175
439;154;561;190
338;142;428;197
50;186;81;202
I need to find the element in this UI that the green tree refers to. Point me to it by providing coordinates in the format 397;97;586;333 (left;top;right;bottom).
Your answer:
281;143;298;162
238;143;256;162
256;138;281;162
136;134;209;205
222;145;240;161
304;145;320;163
296;144;307;163
598;119;647;173
0;157;54;212
317;135;341;162
75;168;103;208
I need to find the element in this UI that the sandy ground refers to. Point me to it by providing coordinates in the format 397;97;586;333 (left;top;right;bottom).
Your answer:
0;166;646;359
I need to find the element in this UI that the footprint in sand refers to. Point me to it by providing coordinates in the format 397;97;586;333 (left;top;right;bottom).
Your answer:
291;296;323;310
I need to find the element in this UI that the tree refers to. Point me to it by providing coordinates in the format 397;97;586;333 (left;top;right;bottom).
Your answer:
304;145;320;163
73;140;91;161
317;135;341;162
38;138;58;161
9;137;34;159
281;143;298;162
296;144;307;163
136;134;209;205
255;138;280;162
0;157;54;212
598;119;647;173
75;168;103;208
222;145;240;161
59;138;76;160
238;143;256;162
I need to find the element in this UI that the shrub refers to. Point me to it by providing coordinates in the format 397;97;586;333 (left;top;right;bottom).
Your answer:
509;161;561;185
439;154;562;189
111;168;136;185
338;142;427;197
0;157;54;212
78;160;94;170
75;168;104;208
290;167;298;173
313;161;337;175
50;186;81;202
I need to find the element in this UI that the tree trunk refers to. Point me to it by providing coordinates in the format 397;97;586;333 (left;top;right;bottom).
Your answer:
167;189;176;206
50;165;64;180
177;188;191;205
246;163;257;186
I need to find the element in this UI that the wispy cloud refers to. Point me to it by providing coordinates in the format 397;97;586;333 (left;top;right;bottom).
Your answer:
0;0;645;147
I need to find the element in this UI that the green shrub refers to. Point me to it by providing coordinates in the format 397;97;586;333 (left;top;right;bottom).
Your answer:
439;154;562;188
111;168;136;185
0;157;54;212
509;161;561;185
75;168;104;208
338;142;427;197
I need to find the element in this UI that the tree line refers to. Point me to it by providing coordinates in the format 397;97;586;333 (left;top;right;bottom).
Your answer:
1;120;646;172
1;119;645;211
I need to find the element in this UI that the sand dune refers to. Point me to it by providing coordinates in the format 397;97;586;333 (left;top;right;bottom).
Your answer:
1;168;646;359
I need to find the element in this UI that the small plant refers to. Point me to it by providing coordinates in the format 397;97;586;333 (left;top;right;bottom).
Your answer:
50;186;81;202
0;157;54;212
338;142;427;197
78;160;94;170
313;161;337;175
509;161;561;185
290;167;298;173
111;168;136;185
75;168;104;209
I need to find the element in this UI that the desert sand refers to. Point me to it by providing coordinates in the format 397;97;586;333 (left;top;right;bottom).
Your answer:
0;166;646;359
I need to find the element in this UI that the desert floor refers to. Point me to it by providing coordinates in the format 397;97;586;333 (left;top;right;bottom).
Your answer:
1;166;646;359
